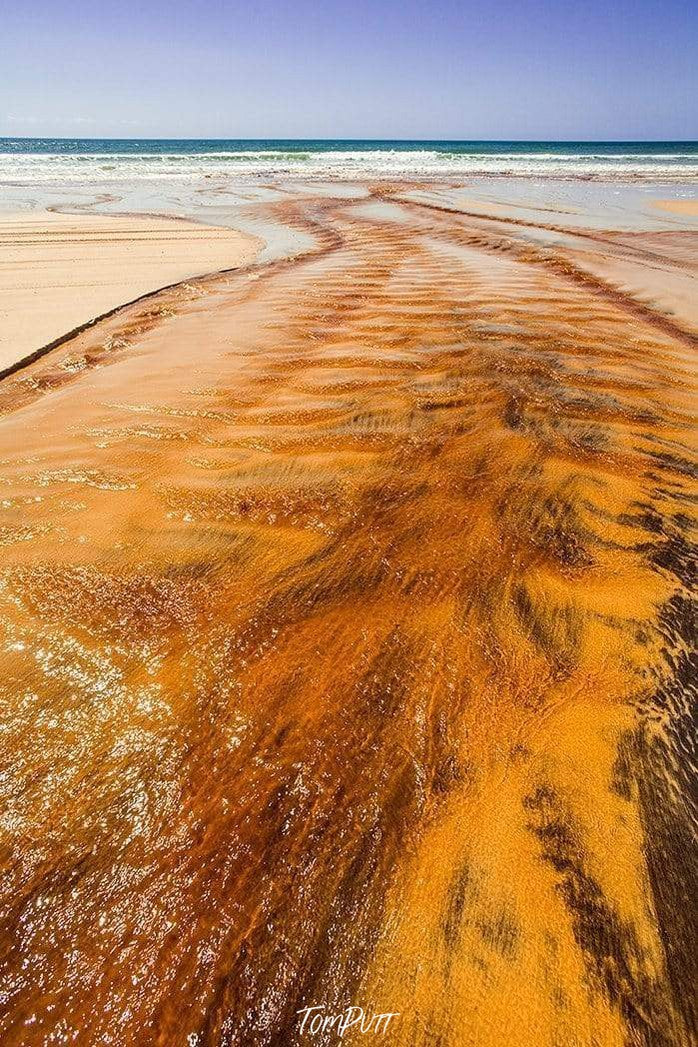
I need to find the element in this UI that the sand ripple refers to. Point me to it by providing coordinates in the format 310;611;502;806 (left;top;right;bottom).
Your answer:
0;188;695;1046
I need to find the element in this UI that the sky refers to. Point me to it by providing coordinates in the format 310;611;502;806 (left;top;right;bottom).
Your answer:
1;0;696;140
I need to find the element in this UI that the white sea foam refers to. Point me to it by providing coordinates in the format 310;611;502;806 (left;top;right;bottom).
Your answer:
1;149;697;183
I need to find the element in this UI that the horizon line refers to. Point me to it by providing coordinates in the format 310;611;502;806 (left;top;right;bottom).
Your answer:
1;135;697;144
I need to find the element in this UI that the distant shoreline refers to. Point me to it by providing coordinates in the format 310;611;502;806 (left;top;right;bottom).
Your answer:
1;138;698;183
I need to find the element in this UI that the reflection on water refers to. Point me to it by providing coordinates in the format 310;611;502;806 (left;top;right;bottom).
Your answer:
0;186;695;1046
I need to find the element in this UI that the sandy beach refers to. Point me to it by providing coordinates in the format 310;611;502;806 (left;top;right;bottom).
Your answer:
0;180;695;1047
0;211;259;373
653;197;698;216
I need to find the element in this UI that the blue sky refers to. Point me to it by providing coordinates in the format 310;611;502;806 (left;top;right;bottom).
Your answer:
1;0;696;139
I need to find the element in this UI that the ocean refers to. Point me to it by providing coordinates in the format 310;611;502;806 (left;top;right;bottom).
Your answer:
1;138;697;181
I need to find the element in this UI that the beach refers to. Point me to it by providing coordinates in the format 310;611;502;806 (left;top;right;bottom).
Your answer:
0;212;258;373
0;146;696;1047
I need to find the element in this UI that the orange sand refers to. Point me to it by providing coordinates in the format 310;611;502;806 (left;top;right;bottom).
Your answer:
0;187;695;1046
653;198;698;216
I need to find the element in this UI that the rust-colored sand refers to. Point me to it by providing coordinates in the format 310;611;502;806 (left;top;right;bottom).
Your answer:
0;188;695;1046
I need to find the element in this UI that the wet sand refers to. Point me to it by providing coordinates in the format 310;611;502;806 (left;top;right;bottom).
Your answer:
653;198;698;216
0;211;259;373
0;185;696;1046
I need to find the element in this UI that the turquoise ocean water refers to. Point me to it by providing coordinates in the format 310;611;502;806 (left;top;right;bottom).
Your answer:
1;139;697;180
